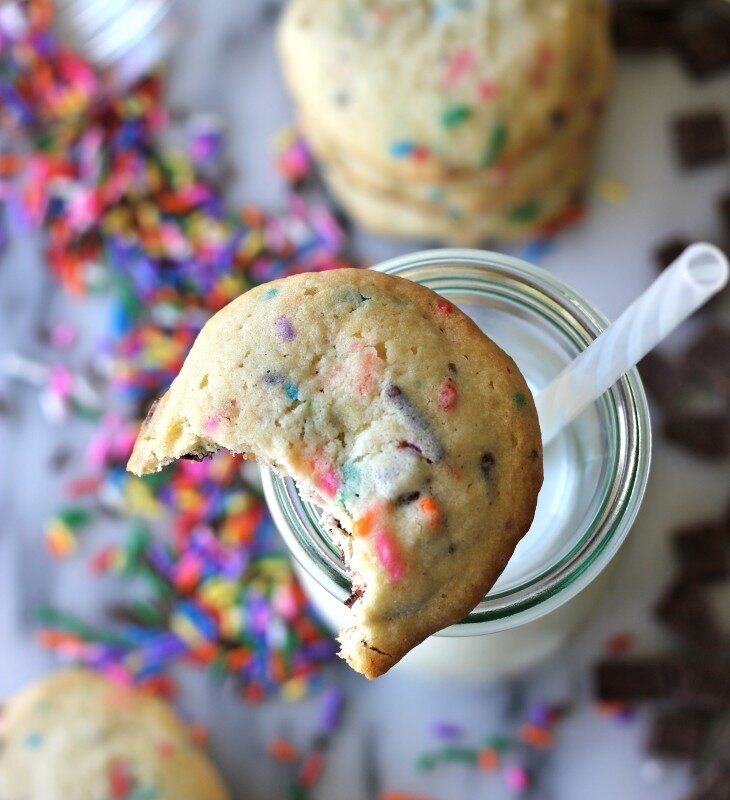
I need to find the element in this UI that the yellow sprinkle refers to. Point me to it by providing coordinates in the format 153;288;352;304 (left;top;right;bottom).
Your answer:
123;478;163;518
219;607;242;640
597;177;629;205
281;677;308;701
171;614;206;646
199;579;239;609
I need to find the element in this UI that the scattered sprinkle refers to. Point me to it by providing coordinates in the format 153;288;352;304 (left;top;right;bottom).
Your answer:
479;121;508;168
268;738;299;763
597;177;630;205
441;105;471;128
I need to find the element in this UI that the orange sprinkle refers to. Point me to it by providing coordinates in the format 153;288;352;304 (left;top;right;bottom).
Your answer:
519;723;553;748
380;794;433;800
595;700;629;716
353;503;387;537
268;737;298;763
478;747;500;772
419;496;442;527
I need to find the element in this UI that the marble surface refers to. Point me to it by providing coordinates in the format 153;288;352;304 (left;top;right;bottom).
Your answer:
1;2;729;799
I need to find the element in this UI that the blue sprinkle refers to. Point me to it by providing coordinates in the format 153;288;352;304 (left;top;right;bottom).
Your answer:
389;140;415;158
284;381;299;401
264;286;279;300
519;238;555;263
26;732;43;749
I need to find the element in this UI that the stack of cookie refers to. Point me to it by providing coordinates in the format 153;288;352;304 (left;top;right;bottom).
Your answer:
277;0;613;245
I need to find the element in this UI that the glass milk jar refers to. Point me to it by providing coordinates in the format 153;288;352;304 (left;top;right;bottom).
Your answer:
262;249;651;681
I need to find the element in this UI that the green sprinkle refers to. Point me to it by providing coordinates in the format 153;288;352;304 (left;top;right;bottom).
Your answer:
508;200;541;224
287;785;312;800
479;121;508;168
58;507;92;529
441;105;471;128
417;753;438;771
441;745;478;764
513;391;527;408
129;788;161;800
482;735;512;752
264;286;279;300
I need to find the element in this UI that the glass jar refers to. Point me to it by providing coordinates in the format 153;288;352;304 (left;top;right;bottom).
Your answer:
262;249;651;681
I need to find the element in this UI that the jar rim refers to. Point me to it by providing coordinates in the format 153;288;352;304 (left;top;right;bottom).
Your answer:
262;249;651;634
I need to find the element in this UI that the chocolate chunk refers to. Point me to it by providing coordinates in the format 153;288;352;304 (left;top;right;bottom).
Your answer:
663;410;730;459
594;658;681;701
638;351;689;410
612;7;676;51
647;709;714;760
394;490;420;506
673;111;729;169
383;383;444;462
655;580;726;650
480;451;496;481
684;326;730;399
686;761;730;800
675;23;730;80
672;524;729;583
344;586;364;608
719;193;730;247
676;661;730;708
654;237;691;270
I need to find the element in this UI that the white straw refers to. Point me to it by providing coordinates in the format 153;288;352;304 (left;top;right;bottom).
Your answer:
536;243;729;445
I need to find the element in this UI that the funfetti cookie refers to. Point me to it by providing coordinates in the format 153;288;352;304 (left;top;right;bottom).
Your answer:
128;269;543;678
0;669;230;800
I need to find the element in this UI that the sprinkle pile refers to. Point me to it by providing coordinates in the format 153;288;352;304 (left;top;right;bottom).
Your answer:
0;0;355;699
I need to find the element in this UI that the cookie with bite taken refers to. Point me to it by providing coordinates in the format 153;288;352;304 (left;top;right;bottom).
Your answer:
128;268;543;678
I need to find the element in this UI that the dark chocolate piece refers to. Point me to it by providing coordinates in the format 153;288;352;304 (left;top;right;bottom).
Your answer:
383;383;444;462
676;661;730;708
675;23;730;80
685;326;730;400
638;351;689;410
480;451;496;481
672;524;729;583
647;709;713;760
655;580;726;650
612;7;676;51
720;193;730;247
654;237;691;270
663;410;730;459
673;111;729;169
685;761;730;800
394;490;420;506
594;658;681;701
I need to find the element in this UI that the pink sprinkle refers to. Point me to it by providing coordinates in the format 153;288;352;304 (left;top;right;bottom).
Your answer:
202;416;219;433
437;382;458;411
478;80;498;100
50;323;77;349
442;48;475;88
317;468;340;497
505;765;530;792
373;530;405;582
48;364;73;399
